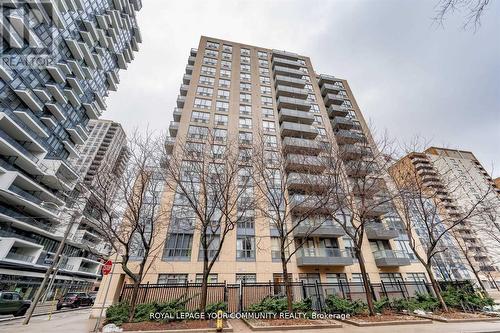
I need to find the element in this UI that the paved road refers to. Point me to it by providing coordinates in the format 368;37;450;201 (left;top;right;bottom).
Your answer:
0;308;91;333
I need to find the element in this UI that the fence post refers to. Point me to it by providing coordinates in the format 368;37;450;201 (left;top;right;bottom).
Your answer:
301;280;306;300
142;281;149;303
239;281;243;312
339;280;346;299
380;282;387;300
223;281;228;305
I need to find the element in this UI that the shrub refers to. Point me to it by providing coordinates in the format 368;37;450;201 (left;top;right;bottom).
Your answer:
325;295;366;315
247;296;313;314
292;298;312;312
105;302;130;325
133;302;158;322
156;297;189;322
205;301;227;313
441;287;494;311
374;297;390;313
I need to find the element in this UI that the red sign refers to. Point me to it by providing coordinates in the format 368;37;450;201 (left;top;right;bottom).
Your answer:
102;260;113;275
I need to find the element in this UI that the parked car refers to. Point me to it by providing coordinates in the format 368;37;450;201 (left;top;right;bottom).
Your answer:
0;291;31;317
56;292;93;310
88;291;97;305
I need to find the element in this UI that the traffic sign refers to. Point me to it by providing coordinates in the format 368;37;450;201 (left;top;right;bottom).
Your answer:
102;260;113;275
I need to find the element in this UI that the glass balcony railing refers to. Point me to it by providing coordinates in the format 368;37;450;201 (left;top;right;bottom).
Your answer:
5;252;34;262
0;128;39;163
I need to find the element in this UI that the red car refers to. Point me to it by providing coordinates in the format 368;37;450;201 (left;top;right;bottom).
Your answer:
56;292;93;310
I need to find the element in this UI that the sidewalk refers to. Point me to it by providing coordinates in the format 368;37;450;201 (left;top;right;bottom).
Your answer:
229;318;500;333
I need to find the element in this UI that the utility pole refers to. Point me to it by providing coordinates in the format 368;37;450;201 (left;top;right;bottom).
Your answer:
23;208;82;325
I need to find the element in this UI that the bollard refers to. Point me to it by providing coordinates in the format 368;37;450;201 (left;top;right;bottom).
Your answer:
216;309;223;332
48;290;59;321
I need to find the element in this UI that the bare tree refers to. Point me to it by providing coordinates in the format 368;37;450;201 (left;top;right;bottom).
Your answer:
251;132;339;312
321;131;399;316
390;149;495;310
87;130;167;321
434;0;491;30
162;131;255;312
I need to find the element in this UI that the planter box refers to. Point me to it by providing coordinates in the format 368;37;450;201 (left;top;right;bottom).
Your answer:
414;313;500;323
115;320;233;333
241;318;342;331
341;316;432;327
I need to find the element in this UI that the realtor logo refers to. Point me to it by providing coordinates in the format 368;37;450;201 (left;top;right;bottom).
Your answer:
0;0;61;68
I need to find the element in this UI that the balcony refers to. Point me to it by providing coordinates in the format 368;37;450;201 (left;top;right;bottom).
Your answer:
183;74;192;85
185;64;194;75
323;93;346;106
190;48;197;57
272;49;300;61
296;248;354;266
67;128;85;145
365;223;398;239
285;154;325;172
14;89;43;112
277;96;311;111
188;56;195;65
293;223;345;237
339;145;371;160
176;95;186;108
0;237;43;265
289;194;335;213
344;161;375;176
180;84;189;96
327;105;349;117
272;56;302;69
279;109;314;124
331;116;356;130
274;75;306;88
169;121;179;137
273;66;305;78
275;85;308;99
318;74;343;86
350;177;385;197
165;137;175;154
373;250;411;267
280;122;318;139
173;108;182;122
287;172;329;192
320;83;345;96
282;137;322;155
334;130;365;144
0;205;59;234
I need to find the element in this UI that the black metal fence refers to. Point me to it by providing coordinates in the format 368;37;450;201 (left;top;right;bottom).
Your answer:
120;280;439;312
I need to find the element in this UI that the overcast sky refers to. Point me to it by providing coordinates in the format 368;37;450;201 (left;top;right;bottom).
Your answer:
105;0;500;176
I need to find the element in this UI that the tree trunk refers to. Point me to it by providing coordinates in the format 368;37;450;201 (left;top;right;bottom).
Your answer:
424;263;448;312
465;256;487;292
128;280;141;322
356;250;375;316
199;259;209;312
281;252;293;312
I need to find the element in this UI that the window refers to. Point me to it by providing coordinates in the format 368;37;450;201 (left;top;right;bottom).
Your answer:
196;86;213;97
214;128;227;143
259;59;268;67
191;111;210;124
318;128;327;137
240;73;251;81
199;76;214;86
240;56;250;64
258;51;267;58
216;101;229;112
239;105;251;115
201;66;216;76
219;79;230;88
236;273;256;283
240;93;251;103
221;60;231;69
198;236;220;261
263;120;276;132
351;273;364;283
238;215;255;230
188;126;208;140
236;236;255;260
307;94;316;102
204;49;218;58
260;86;271;95
239;131;252;145
261;108;274;118
239;148;252;162
214;114;228;126
343;237;357;260
195;274;218;283
240;64;251;72
259;67;270;76
407;273;427;283
305;84;313;92
212;145;226;159
310;104;320;113
217;89;230;100
271;237;287;261
261;96;273;106
260;76;270;85
326;273;348;283
264;135;277;148
163;233;193;260
203;57;217;66
240;82;251;92
314;115;323;124
240;48;250;56
194;98;212;109
220;69;231;78
222;52;232;60
206;41;219;49
239;117;252;129
158;274;188;284
223;44;232;52
380;273;403;283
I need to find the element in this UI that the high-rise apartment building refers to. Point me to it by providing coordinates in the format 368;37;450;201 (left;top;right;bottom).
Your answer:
132;36;429;286
391;148;500;290
0;1;141;298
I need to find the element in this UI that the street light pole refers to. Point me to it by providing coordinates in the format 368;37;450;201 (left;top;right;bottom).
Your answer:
23;208;82;325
